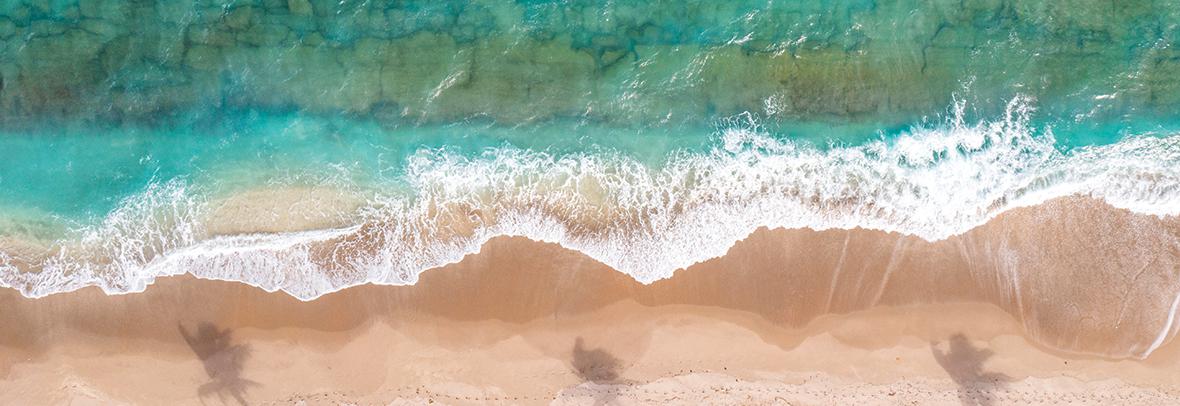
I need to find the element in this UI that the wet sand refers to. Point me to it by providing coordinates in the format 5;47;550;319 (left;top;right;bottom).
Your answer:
2;196;1180;404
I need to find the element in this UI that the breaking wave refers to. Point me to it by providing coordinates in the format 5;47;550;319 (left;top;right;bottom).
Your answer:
1;97;1178;300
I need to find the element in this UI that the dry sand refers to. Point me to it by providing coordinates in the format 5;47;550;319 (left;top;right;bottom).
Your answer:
2;197;1180;404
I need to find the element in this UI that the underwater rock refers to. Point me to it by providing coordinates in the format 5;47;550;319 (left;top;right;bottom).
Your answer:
287;0;312;16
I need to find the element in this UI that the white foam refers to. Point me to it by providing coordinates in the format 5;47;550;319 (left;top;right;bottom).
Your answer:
2;97;1179;303
0;179;205;296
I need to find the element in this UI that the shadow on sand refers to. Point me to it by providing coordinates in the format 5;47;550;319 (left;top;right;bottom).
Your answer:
178;322;260;406
570;337;631;405
932;334;1011;406
572;337;623;383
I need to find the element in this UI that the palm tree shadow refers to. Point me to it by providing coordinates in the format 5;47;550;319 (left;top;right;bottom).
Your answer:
178;322;260;406
571;337;632;405
931;334;1011;406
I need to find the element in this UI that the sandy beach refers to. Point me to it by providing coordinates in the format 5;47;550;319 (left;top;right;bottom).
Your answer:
2;198;1179;405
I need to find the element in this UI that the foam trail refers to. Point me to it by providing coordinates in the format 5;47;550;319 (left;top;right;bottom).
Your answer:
1;97;1179;302
1146;292;1180;357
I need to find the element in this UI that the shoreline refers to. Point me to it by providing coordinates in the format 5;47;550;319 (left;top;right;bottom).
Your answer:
2;197;1180;403
4;193;1179;301
2;196;1179;355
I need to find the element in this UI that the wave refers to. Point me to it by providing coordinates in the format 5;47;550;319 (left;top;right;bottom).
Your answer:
1;97;1179;301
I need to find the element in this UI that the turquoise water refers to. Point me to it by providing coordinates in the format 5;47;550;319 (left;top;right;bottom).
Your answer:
4;0;1179;126
1;0;1179;298
3;110;1176;225
0;113;714;221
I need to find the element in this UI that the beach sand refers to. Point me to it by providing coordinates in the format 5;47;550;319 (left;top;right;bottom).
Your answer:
2;197;1180;404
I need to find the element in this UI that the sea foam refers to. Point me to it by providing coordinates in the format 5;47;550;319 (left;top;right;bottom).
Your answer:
1;97;1179;300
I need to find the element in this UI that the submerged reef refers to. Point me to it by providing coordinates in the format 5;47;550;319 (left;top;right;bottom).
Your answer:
0;0;1178;128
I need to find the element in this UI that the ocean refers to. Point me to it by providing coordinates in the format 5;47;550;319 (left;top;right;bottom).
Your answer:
1;0;1179;352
